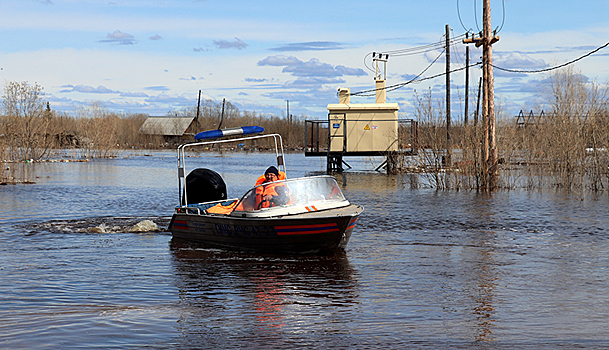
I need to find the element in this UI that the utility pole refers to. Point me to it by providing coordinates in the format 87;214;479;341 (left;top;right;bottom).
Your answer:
485;0;498;191
475;77;482;127
445;24;451;166
286;100;290;146
196;90;202;133
218;98;225;129
463;0;499;191
465;34;470;126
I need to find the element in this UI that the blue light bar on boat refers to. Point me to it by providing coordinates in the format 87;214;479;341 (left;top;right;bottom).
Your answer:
194;126;265;141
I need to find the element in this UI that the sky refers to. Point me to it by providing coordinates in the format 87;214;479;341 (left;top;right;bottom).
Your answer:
1;0;609;121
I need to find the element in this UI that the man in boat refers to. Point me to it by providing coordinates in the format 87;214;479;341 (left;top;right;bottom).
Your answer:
255;166;290;209
207;166;289;214
254;165;286;186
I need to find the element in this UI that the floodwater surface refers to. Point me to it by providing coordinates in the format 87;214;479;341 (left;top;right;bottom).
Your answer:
1;151;608;349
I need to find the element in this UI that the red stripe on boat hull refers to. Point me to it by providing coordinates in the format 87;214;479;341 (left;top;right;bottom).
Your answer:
275;223;339;236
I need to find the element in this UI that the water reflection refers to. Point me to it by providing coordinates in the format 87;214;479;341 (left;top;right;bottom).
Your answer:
169;240;358;348
252;271;286;330
4;153;609;348
465;195;499;343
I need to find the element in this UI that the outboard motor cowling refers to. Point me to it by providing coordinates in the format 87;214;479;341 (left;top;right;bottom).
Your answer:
184;168;227;205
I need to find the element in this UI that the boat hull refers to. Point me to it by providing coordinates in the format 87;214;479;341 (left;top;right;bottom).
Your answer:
169;204;363;254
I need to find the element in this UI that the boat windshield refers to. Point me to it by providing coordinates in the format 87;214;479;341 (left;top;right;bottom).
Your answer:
231;176;347;215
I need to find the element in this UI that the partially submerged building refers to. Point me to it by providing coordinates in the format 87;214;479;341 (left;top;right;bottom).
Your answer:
139;116;198;143
305;57;417;173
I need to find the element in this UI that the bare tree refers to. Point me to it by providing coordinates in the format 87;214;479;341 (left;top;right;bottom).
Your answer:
541;67;609;190
414;89;450;189
74;101;119;158
1;81;52;160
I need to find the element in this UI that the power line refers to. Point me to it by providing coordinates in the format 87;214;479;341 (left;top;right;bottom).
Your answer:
363;33;467;74
352;58;483;96
354;49;446;96
456;0;472;33
365;33;467;60
496;0;506;34
363;34;469;74
384;35;468;56
457;0;505;34
402;62;481;88
492;41;609;74
474;0;481;32
356;31;484;97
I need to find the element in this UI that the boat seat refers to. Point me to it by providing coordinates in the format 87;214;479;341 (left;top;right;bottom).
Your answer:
185;200;237;214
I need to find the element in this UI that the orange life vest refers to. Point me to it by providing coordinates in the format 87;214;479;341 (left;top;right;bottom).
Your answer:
255;182;290;209
254;171;286;186
206;200;239;214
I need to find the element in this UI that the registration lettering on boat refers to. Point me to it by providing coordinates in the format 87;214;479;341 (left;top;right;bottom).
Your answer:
214;223;277;236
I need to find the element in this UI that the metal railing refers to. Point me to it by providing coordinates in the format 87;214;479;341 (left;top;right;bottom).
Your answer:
304;118;418;154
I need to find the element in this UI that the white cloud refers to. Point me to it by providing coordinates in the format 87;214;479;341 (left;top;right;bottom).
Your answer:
496;52;547;70
283;77;345;88
146;91;194;104
258;56;366;78
99;30;136;45
120;92;149;98
258;55;302;66
269;41;346;52
213;37;248;50
60;84;118;94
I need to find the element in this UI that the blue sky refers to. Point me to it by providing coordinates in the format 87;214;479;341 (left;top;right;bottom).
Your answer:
1;0;608;120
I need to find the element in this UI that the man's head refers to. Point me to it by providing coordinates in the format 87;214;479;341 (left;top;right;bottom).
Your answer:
264;166;279;182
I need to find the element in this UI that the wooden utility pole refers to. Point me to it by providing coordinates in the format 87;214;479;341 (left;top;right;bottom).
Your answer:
218;98;225;129
286;100;290;145
445;24;452;166
465;34;470;126
485;0;498;191
196;90;202;133
475;77;482;127
463;0;499;191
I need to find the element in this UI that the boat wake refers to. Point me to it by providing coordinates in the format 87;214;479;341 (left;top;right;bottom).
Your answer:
21;217;171;235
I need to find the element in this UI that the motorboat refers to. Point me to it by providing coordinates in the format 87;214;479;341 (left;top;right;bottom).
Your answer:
168;127;363;254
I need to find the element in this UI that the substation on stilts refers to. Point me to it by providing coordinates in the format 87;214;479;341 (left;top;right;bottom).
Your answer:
304;60;418;174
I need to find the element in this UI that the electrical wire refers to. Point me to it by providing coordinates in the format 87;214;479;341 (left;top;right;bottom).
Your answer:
464;0;506;35
449;29;466;66
365;34;467;67
389;61;483;94
385;49;447;94
474;0;481;32
362;34;460;75
492;41;609;74
364;52;376;73
456;0;470;33
353;49;471;97
356;31;479;96
496;0;506;34
364;42;445;74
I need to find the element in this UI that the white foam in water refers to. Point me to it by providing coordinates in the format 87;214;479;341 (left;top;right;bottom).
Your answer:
90;223;121;233
128;220;159;233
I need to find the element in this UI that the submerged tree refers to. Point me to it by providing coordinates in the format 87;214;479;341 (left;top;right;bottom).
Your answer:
500;67;609;191
540;67;609;190
74;101;120;158
1;81;53;161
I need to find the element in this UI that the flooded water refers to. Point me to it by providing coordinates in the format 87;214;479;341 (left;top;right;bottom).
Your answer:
1;151;609;349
